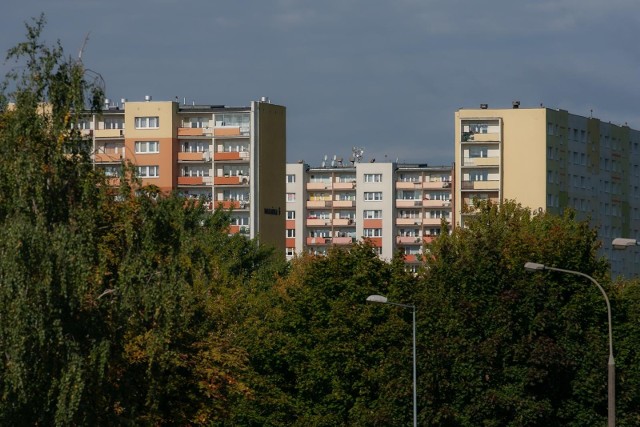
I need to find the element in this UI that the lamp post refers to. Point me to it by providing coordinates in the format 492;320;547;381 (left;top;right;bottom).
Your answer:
524;262;615;427
366;294;417;427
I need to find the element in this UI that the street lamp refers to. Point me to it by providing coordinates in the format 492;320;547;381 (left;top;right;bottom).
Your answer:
366;294;417;427
612;237;639;250
524;262;615;427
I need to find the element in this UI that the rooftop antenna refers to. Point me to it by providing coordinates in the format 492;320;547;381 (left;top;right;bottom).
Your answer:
352;146;364;163
78;32;91;60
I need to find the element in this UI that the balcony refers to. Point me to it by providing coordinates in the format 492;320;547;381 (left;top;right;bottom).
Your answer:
216;200;248;210
422;181;447;190
178;127;209;137
423;199;451;208
213;127;242;137
462;132;500;143
332;218;353;226
178;152;209;161
214;151;250;161
396;199;422;208
404;254;422;263
94;153;123;163
307;182;330;190
461;180;499;191
468;132;500;142
307;237;331;245
332;237;354;245
307;200;331;208
396;181;422;190
463;157;500;167
178;176;204;185
307;218;331;226
396;218;422;226
333;200;355;208
333;182;355;190
422;217;443;226
397;236;422;245
214;176;249;185
94;129;123;138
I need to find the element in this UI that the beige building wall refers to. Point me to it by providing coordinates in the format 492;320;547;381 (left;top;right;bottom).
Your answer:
501;109;547;209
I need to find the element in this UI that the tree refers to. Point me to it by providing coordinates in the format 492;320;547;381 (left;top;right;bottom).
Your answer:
0;16;287;425
230;243;418;426
418;200;614;426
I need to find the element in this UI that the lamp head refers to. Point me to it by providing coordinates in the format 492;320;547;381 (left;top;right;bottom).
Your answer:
524;262;545;272
366;295;388;304
612;238;638;250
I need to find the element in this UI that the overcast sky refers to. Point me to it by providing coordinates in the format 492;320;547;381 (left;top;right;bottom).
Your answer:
2;0;639;166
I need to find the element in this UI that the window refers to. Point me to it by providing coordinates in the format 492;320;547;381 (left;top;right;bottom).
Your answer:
102;165;121;177
286;248;295;257
286;174;296;183
363;210;382;219
137;165;159;178
104;117;124;129
364;192;382;201
469;170;488;181
215;113;250;134
429;210;450;219
74;118;92;130
231;216;249;226
398;210;419;219
182;141;209;153
469;147;488;158
135;141;159;153
287;210;296;219
286;229;296;238
426;192;451;201
181;166;209;177
184;117;209;128
363;228;382;237
287;193;296;202
364;173;382;182
134;116;159;129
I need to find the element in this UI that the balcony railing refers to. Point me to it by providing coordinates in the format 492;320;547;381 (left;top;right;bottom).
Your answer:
178;176;205;185
307;237;331;245
397;236;423;245
396;218;422;226
332;236;354;245
461;180;499;190
333;200;355;208
178;152;209;162
307;200;331;208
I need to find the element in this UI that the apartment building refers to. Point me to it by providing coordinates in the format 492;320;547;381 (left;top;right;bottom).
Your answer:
88;96;286;251
454;103;640;276
285;160;453;269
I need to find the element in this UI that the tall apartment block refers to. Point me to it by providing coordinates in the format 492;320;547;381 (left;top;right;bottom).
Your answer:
454;104;640;276
87;96;286;251
285;160;453;270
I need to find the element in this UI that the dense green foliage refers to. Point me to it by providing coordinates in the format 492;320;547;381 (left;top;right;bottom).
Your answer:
1;16;640;426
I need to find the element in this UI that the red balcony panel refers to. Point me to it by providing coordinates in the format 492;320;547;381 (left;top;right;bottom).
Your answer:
178;176;204;185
